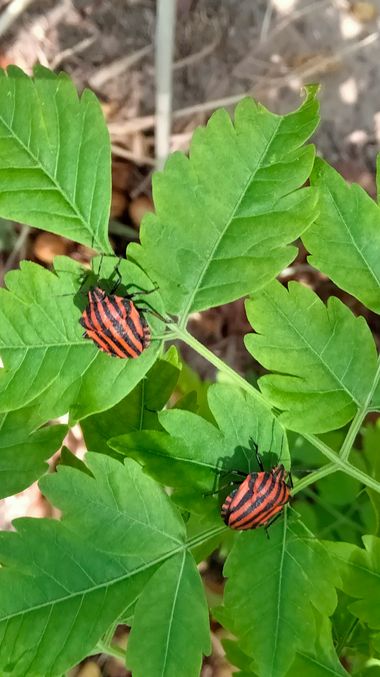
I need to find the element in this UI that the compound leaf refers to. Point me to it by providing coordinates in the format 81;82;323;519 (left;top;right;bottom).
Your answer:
0;256;163;421
245;280;378;433
0;66;112;252
304;159;380;313
129;86;319;319
127;551;211;677
362;424;380;535
110;382;289;515
0;455;186;676
0;407;67;498
215;518;340;677
81;346;181;454
326;536;380;632
286;611;349;676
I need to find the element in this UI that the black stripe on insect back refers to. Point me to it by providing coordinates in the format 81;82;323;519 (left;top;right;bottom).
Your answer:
92;298;141;356
232;472;271;514
102;298;146;356
90;303;131;356
126;312;145;343
233;477;286;528
108;296;146;344
230;476;278;525
101;297;141;345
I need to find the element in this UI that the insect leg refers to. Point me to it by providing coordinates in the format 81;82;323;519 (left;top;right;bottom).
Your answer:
127;284;160;299
96;253;105;278
249;437;264;472
203;470;246;497
109;257;123;294
135;305;172;324
263;512;283;538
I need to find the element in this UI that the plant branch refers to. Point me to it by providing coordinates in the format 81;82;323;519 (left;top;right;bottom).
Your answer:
95;641;126;661
302;433;339;464
291;463;337;496
339;357;380;462
171;325;270;407
170;326;380;496
187;524;227;550
336;617;359;656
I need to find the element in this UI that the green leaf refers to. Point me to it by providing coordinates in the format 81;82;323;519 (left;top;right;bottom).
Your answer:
373;633;380;654
126;551;211;677
222;638;256;673
0;409;66;498
326;536;380;632
185;511;225;563
0;219;16;252
175;360;213;422
0;66;112;252
129;86;319;318
362;424;380;535
377;154;380;204
318;452;365;507
286;610;349;676
216;517;340;677
81;346;181;454
0;454;186;676
245;280;378;433
109;382;289;514
304;159;380;313
59;446;93;477
0;256;163;421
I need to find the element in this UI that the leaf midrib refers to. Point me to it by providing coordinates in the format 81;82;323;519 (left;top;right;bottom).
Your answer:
181;117;282;320
270;510;287;676
160;551;186;676
0;341;87;350
115;442;220;472
0;525;225;623
295;650;347;676
0;107;97;246
327;184;380;289
262;290;361;405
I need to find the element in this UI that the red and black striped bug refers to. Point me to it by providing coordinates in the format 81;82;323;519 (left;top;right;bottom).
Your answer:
79;258;155;359
220;438;292;532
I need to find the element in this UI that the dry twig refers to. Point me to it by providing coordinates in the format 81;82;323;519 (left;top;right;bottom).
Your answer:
108;30;379;137
89;44;153;90
111;143;155;167
0;0;34;37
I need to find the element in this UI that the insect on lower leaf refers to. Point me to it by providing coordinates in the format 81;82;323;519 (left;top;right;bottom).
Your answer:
221;437;292;530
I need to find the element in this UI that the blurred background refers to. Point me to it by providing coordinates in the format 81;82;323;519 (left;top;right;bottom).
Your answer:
0;1;380;675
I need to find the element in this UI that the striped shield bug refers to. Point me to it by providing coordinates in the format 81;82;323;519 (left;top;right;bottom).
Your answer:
79;256;160;359
220;437;292;532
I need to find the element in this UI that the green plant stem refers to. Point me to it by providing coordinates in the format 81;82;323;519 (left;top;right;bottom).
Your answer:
343;462;380;493
335;617;359;656
103;621;117;647
171;326;380;495
339;357;380;462
302;433;339;464
187;524;227;549
95;641;126;660
92;524;226;662
291;463;337;496
295;436;380;494
171;325;272;406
